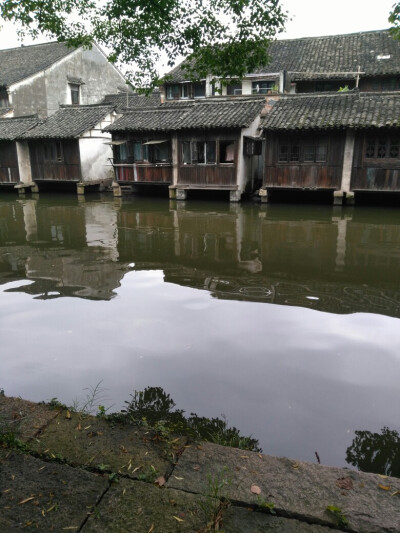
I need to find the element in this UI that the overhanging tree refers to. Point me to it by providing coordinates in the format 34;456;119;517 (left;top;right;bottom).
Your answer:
0;0;287;90
389;3;400;39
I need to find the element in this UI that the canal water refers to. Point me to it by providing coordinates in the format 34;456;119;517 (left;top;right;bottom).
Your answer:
1;194;400;474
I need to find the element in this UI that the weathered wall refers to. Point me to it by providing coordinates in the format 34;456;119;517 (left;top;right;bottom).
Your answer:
9;74;47;118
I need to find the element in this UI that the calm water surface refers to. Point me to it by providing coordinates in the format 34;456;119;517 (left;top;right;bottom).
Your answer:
1;194;400;473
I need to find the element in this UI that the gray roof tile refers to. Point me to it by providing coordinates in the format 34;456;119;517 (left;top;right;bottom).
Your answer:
107;98;265;133
20;105;115;139
102;92;161;112
0;116;39;140
260;92;400;131
167;30;400;83
0;42;77;88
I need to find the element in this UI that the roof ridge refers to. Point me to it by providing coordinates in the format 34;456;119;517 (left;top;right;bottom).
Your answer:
274;28;391;44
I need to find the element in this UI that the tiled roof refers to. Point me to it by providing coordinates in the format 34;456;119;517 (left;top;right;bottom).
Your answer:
260;92;400;131
102;92;161;112
0;116;39;140
107;98;266;132
20;105;115;139
166;30;400;83
0;42;76;88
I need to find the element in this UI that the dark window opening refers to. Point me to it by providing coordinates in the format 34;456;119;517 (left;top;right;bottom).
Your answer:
278;141;327;163
194;82;206;98
227;83;242;96
366;137;400;159
220;141;235;163
44;142;63;162
0;88;9;108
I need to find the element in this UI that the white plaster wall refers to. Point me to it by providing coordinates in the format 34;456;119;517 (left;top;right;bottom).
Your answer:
237;116;262;194
45;45;126;116
79;133;114;183
16;141;33;184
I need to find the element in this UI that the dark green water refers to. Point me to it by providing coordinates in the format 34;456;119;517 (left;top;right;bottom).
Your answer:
1;194;400;474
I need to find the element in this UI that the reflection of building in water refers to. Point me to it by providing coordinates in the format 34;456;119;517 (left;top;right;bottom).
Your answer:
0;198;124;300
3;197;400;315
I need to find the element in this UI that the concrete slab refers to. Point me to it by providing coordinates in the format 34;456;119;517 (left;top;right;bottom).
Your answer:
30;411;186;479
167;442;400;532
0;396;60;441
83;478;205;533
0;449;107;532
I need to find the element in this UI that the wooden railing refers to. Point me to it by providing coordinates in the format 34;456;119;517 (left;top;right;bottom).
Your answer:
32;163;81;181
113;163;172;184
0;166;19;183
178;165;236;187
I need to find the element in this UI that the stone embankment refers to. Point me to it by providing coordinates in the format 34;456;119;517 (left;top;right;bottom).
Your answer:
1;395;400;532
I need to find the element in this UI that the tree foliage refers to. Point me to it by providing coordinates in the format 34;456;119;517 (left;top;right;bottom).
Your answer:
0;0;287;90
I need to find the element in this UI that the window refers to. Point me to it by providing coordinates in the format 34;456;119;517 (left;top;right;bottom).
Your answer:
278;140;327;163
182;141;191;164
227;83;242;96
122;140;170;163
196;141;216;163
370;77;399;92
0;88;9;108
70;84;80;104
180;141;217;164
252;80;274;94
279;144;300;162
44;142;63;162
166;84;181;100
220;141;235;163
365;138;400;159
194;82;206;98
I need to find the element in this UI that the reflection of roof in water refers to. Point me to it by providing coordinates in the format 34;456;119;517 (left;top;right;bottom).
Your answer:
162;267;400;319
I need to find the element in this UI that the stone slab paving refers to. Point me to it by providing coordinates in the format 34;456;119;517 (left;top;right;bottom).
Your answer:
30;410;185;480
0;396;60;440
83;478;205;533
222;507;344;532
0;449;107;532
167;442;400;532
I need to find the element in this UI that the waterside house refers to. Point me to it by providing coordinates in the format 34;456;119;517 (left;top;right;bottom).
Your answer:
260;91;400;204
163;29;400;99
0;116;39;187
0;41;127;118
106;98;266;201
18;105;118;193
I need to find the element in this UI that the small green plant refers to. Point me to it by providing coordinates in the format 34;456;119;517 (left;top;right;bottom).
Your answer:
256;495;276;514
72;381;111;415
198;468;231;531
0;431;30;453
338;85;350;92
137;465;159;483
108;472;119;483
326;505;349;529
47;397;68;409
